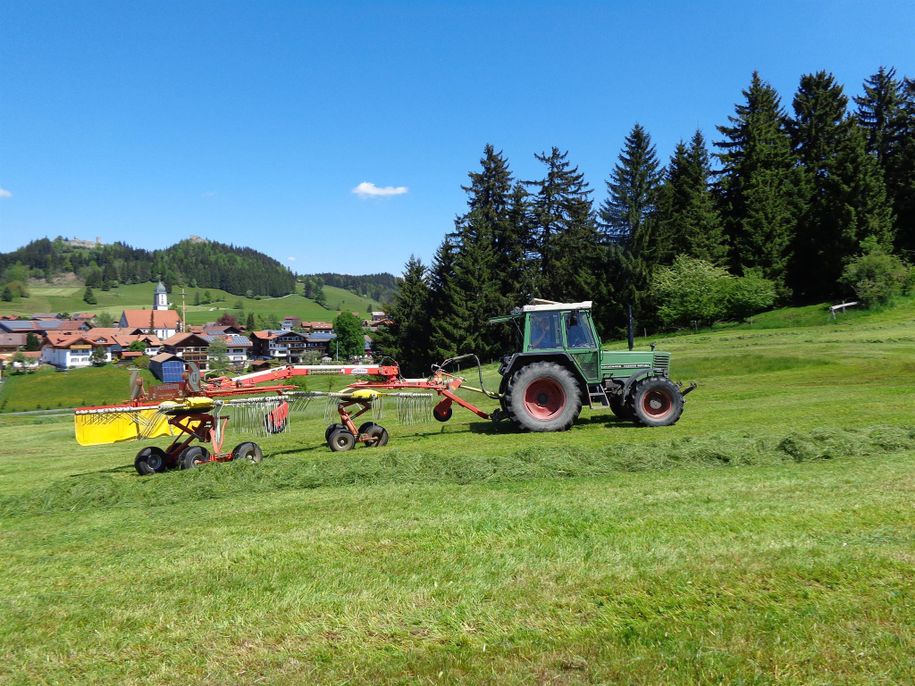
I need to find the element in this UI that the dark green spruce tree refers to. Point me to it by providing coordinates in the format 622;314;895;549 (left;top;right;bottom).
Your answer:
373;256;432;376
715;71;800;298
655;130;727;265
527;147;601;302
598;123;663;257
596;124;663;329
894;77;915;253
788;70;894;299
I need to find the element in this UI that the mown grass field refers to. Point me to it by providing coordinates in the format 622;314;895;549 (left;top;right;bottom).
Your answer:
0;297;913;684
1;281;379;325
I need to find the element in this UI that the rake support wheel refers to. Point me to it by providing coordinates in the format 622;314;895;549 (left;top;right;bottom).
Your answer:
327;428;356;452
631;376;684;427
231;441;263;463
504;361;581;432
135;446;167;475
179;445;209;470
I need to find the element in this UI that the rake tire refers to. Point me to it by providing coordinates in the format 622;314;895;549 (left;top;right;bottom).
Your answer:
327;428;356;452
135;446;167;476
231;441;263;463
179;445;209;470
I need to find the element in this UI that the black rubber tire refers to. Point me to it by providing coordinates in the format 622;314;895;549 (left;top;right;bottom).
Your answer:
432;404;453;422
631;377;684;427
504;361;582;432
609;394;636;421
231;441;263;463
325;423;345;442
360;423;389;447
179;445;209;470
134;446;167;476
328;428;356;452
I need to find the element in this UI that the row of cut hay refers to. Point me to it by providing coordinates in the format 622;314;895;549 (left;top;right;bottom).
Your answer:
3;424;913;517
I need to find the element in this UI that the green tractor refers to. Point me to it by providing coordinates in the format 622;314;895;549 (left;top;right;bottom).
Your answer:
489;299;694;431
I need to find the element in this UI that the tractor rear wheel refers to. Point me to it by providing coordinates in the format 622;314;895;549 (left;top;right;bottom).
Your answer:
134;446;167;475
631;377;684;427
231;441;263;463
504;361;581;432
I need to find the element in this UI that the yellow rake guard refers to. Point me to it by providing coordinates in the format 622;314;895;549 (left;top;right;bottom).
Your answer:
74;408;176;447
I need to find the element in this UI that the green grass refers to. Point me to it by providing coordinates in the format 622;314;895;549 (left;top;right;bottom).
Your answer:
0;366;156;413
1;281;380;326
1;297;914;683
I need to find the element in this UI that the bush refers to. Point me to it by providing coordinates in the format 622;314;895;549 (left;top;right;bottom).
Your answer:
840;237;908;308
651;256;775;328
722;268;776;321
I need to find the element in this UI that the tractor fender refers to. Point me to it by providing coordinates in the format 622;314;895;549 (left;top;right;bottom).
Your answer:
620;368;664;400
499;352;590;406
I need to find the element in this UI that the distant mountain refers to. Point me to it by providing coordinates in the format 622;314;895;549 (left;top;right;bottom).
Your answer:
0;236;296;297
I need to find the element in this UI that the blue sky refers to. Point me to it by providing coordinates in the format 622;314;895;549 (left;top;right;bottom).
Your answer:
1;1;913;275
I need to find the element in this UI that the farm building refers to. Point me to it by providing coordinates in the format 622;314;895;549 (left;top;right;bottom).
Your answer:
149;352;185;383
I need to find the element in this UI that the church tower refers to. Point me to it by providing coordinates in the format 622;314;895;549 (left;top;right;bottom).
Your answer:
153;281;168;311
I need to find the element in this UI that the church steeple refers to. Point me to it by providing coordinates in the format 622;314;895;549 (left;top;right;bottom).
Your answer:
154;281;168;311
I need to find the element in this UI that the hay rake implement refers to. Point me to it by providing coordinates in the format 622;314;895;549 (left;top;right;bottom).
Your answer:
73;358;499;474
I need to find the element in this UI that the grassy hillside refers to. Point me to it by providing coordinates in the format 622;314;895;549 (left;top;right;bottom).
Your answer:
0;281;380;325
0;297;913;683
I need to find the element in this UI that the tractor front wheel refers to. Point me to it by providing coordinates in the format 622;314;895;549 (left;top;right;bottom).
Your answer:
134;446;167;475
631;377;684;427
504;361;581;432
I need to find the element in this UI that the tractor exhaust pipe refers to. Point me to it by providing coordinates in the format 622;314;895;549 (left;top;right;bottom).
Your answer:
627;304;634;351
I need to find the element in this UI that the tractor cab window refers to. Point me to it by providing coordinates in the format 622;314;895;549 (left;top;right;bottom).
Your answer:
564;311;596;349
528;311;561;349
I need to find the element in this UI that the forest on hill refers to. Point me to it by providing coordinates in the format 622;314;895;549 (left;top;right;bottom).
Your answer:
0;237;296;297
377;67;915;374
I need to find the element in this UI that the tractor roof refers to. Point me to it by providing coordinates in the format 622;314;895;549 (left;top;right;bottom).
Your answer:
520;300;592;313
488;300;593;324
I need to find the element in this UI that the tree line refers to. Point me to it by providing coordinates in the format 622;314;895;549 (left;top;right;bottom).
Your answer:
377;67;915;374
0;237;296;297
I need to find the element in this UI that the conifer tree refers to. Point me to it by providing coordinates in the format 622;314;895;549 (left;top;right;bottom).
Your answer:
715;71;800;298
427;238;460;360
656;130;727;265
598;123;662;256
373;256;432;376
894;77;915;252
855;66;904;167
788;71;894;299
527;147;598;300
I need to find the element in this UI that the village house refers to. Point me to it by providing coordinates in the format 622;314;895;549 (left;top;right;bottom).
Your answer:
206;333;252;367
161;333;211;371
0;350;41;373
249;330;310;362
0;333;28;354
280;316;301;332
41;331;118;369
300;321;333;334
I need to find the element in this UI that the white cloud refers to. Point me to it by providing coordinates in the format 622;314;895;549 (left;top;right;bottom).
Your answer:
0;187;11;199
352;181;408;198
287;256;296;262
